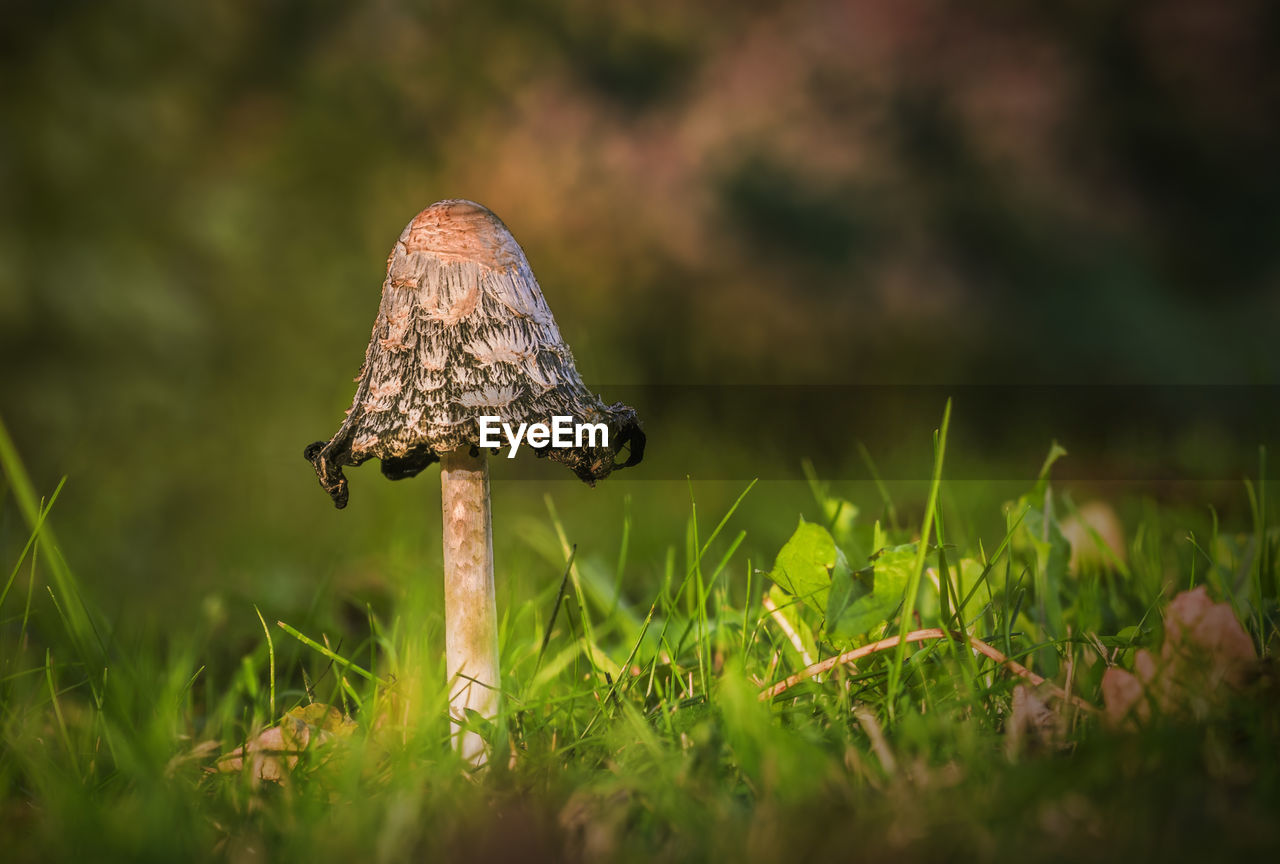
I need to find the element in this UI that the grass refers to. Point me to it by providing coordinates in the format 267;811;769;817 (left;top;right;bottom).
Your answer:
1;409;1278;863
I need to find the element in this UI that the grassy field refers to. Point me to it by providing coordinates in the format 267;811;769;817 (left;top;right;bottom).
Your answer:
2;406;1277;863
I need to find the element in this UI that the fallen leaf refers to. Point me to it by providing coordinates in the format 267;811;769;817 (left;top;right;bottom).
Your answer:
1163;586;1256;687
215;702;356;783
1006;684;1065;758
1101;588;1258;726
1101;667;1147;725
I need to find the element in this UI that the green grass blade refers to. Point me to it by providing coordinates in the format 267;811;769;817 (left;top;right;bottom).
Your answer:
254;605;276;720
44;649;81;783
886;398;951;717
276;620;386;685
0;416;105;665
535;545;576;674
610;495;632;619
1;477;66;611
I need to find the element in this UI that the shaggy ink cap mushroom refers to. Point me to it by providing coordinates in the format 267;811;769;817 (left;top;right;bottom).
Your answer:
305;199;644;507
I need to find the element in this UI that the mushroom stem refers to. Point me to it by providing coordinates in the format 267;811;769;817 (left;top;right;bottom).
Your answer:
440;448;500;764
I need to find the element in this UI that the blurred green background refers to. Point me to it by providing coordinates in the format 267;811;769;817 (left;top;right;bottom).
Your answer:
2;0;1277;632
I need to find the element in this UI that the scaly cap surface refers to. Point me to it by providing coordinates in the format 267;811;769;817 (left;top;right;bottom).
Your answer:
306;200;644;508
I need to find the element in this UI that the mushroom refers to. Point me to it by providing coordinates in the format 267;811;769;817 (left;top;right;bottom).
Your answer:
304;200;644;763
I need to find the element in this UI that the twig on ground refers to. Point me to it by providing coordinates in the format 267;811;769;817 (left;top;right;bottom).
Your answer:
759;627;1096;712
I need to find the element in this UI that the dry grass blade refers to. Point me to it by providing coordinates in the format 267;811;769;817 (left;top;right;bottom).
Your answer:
762;593;816;671
854;706;898;775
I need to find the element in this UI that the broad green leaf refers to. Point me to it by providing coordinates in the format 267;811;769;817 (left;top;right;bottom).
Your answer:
828;543;919;638
1114;624;1141;644
1021;507;1069;636
1095;625;1148;648
1010;505;1069;675
1010;443;1071;675
770;520;849;614
826;561;872;631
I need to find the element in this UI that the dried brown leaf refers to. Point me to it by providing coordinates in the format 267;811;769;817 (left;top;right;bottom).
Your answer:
1007;684;1066;757
1102;588;1259;726
1101;667;1148;726
214;703;356;783
1163;586;1256;687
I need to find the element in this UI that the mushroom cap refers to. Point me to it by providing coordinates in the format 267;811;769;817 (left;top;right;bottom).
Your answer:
305;200;644;508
